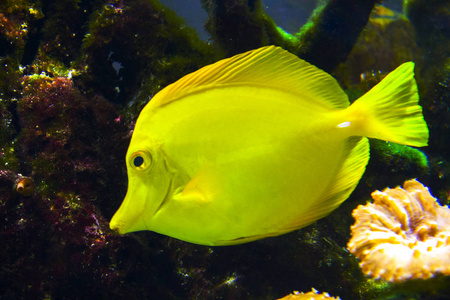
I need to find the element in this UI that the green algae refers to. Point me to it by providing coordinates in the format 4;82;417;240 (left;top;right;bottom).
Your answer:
333;5;422;89
80;0;214;105
371;140;429;176
0;145;20;173
201;0;378;73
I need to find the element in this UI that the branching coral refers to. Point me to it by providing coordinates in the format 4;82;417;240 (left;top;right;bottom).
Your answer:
348;179;450;282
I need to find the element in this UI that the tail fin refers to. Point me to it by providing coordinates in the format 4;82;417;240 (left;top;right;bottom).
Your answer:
349;62;428;147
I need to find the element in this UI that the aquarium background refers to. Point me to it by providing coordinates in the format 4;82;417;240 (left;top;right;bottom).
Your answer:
0;0;449;299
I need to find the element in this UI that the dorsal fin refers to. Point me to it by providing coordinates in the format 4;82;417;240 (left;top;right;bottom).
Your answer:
149;46;349;109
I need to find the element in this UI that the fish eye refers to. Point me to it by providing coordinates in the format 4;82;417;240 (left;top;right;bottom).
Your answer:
129;151;151;171
133;156;144;167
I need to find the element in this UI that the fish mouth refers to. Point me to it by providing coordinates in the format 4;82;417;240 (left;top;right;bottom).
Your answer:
109;215;126;233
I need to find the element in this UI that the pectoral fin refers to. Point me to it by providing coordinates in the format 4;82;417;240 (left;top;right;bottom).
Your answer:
172;166;220;205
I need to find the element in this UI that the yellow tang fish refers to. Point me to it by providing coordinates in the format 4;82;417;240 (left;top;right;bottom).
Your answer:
110;46;428;246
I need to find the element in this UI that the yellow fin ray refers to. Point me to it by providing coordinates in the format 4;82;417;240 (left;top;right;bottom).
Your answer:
350;62;428;147
282;137;370;231
150;46;350;109
172;166;218;204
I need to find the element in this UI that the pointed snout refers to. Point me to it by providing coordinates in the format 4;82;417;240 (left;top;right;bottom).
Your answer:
109;181;150;234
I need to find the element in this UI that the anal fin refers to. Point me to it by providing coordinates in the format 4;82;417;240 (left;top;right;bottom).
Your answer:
283;137;370;231
309;137;369;220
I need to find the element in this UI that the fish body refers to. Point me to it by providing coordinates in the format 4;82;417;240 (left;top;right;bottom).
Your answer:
110;46;428;246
